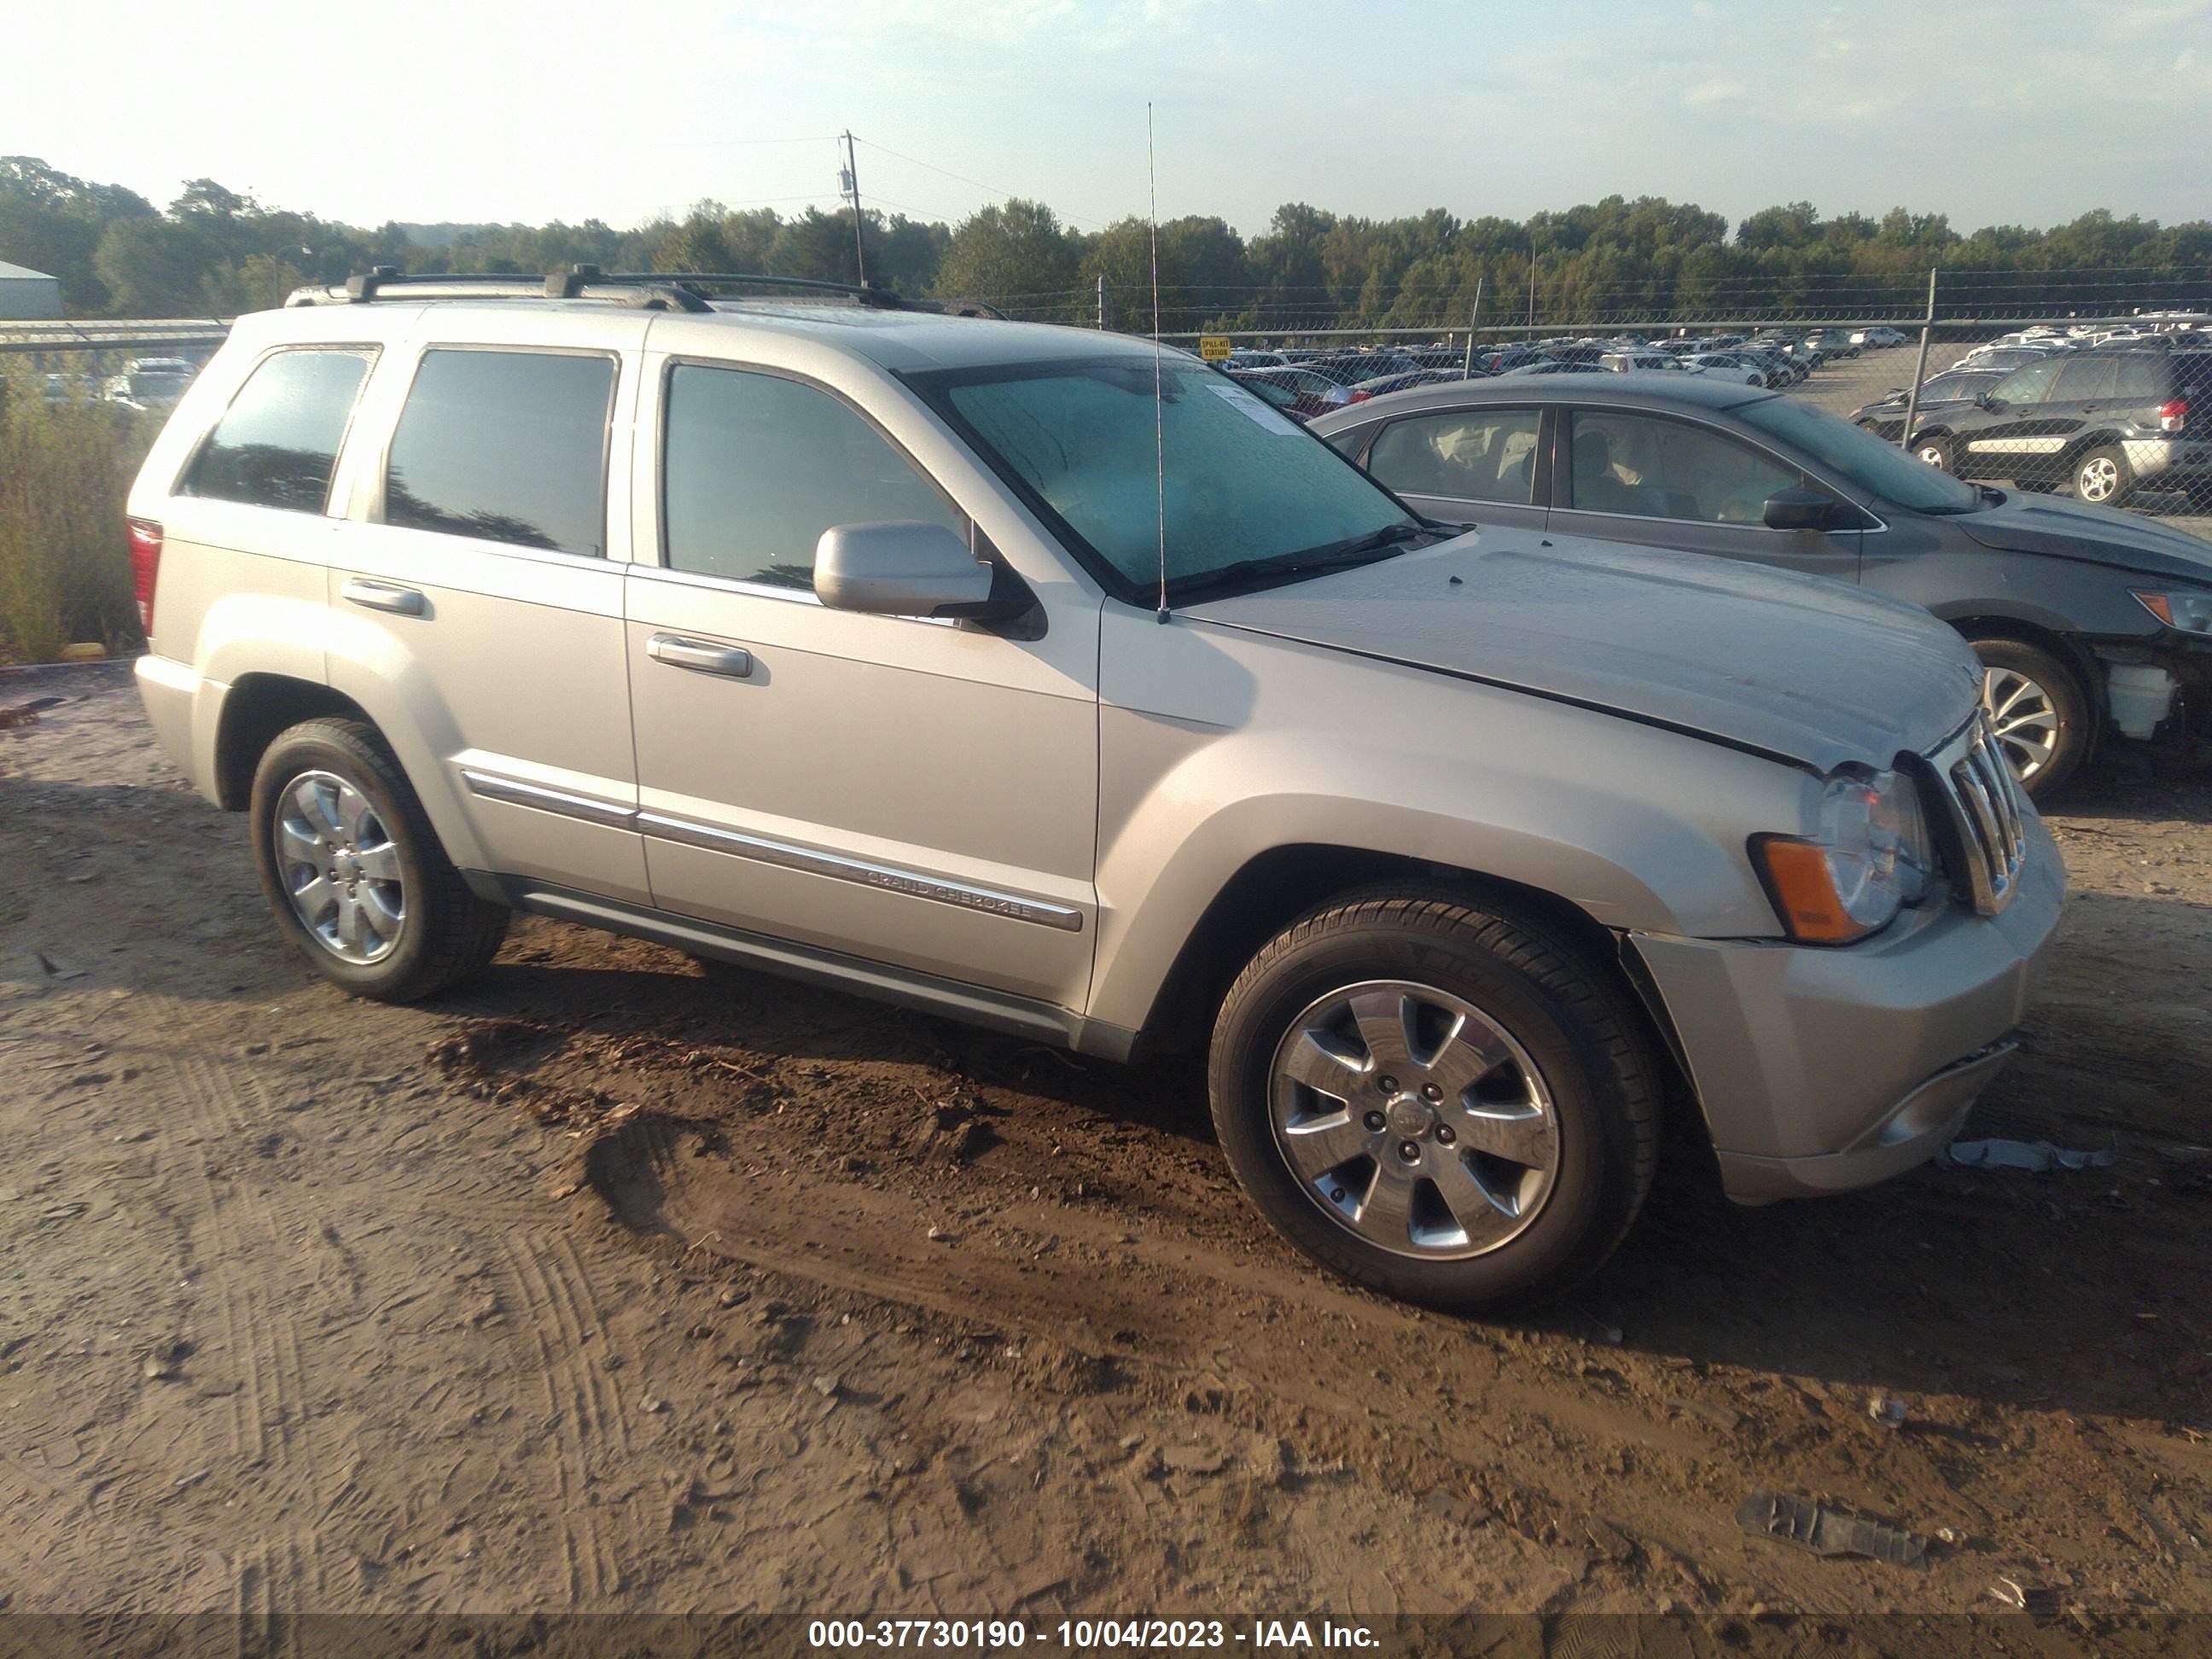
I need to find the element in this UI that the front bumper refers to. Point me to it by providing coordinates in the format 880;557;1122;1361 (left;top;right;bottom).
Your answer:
1628;813;2065;1203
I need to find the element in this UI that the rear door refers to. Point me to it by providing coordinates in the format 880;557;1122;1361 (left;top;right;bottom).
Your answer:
1347;404;1549;531
1545;405;1862;583
1955;356;2068;481
326;314;649;902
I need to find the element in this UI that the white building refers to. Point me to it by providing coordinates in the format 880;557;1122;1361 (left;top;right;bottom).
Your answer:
0;260;64;319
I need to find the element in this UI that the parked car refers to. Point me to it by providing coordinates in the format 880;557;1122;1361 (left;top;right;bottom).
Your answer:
1805;329;1860;358
1903;347;2212;509
1314;372;2212;793
1345;369;1473;403
1852;326;1910;348
127;269;2062;1313
1598;352;1691;375
1680;352;1770;387
1498;359;1608;377
1849;368;2010;445
1228;365;1353;419
104;358;198;408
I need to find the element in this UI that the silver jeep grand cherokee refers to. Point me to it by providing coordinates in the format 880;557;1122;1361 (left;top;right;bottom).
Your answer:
127;269;2064;1312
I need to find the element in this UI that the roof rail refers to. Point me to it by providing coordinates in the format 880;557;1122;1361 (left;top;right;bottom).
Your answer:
285;265;1006;319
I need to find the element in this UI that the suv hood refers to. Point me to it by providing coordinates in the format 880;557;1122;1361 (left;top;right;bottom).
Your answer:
1183;530;1982;775
1955;492;2212;583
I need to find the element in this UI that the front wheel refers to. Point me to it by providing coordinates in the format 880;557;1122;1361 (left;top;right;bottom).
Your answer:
249;718;509;1001
1913;434;1955;474
1969;637;2090;797
1208;889;1661;1314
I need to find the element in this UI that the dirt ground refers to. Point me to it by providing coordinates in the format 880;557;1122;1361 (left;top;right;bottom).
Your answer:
2;661;2209;1627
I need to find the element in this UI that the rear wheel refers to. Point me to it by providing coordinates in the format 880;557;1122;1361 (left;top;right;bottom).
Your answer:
1967;637;2090;797
2073;444;2133;509
1913;434;1955;474
1208;888;1660;1314
249;718;509;1001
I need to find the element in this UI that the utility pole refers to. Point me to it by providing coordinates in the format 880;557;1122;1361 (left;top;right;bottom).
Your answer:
839;131;868;287
1899;266;1939;455
1462;276;1484;377
1097;273;1106;330
1527;248;1538;329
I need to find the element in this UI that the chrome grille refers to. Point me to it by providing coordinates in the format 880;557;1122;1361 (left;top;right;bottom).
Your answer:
1926;713;2029;914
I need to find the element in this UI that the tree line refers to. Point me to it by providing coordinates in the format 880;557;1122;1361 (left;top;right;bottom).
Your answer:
5;154;2207;331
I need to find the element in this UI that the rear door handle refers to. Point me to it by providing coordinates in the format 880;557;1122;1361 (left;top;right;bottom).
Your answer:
341;578;426;616
648;633;754;678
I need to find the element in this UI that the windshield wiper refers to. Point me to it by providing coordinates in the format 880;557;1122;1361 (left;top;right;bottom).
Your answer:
1175;521;1435;597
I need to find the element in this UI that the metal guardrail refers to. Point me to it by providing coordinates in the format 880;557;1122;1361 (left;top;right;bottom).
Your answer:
0;318;232;357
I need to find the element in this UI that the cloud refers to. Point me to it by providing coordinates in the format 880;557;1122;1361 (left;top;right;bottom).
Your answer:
1684;79;1750;107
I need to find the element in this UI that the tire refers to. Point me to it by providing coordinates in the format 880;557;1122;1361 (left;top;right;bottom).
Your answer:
249;717;509;1002
1967;637;2091;798
1912;433;1955;474
2072;444;2133;509
1207;888;1661;1314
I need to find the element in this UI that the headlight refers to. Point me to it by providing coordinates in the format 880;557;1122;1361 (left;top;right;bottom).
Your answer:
1752;769;1934;944
2132;590;2212;635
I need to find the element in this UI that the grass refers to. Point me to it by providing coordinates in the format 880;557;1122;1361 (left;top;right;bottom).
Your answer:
0;365;158;665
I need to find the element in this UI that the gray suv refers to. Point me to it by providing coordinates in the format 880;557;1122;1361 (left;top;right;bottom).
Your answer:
128;270;2064;1313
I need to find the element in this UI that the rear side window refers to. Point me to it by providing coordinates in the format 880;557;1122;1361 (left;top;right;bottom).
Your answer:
383;349;615;556
180;348;373;512
662;364;962;589
2052;356;2120;401
1367;409;1542;504
1567;410;1800;523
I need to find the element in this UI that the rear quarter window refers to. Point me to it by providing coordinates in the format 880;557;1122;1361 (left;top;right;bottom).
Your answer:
178;348;375;512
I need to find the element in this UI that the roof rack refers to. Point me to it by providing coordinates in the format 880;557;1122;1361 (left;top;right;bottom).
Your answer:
284;265;1005;319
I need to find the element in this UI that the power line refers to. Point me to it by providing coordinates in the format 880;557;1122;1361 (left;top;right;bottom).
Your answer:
852;138;1111;229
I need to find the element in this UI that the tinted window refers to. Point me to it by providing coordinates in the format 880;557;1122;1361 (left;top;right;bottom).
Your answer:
1366;409;1542;504
1566;410;1798;523
181;349;372;512
2051;356;2120;401
2112;355;2168;400
384;350;614;556
1737;395;1982;513
1988;358;2064;404
662;364;962;590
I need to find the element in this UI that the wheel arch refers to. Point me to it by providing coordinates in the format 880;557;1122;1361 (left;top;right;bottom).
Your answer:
1130;844;1699;1132
213;673;375;811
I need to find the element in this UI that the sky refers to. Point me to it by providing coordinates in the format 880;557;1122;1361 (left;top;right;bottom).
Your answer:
20;0;2212;237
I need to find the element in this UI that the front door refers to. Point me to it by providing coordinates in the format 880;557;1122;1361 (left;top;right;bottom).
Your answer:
623;358;1099;1010
1545;405;1862;585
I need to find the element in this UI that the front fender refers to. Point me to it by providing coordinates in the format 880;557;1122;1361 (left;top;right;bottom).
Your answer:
1085;618;1807;1033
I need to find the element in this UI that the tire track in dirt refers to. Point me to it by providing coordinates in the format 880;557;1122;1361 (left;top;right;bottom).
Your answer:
503;1232;621;1603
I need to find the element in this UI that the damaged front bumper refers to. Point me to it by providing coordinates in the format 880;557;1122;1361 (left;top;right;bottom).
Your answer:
1627;812;2065;1204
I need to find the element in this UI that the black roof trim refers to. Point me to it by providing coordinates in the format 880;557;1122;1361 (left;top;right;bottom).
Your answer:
286;265;1006;319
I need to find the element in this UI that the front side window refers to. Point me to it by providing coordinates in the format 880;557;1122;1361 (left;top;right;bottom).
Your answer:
180;348;374;512
1988;357;2064;405
914;356;1414;600
1366;409;1542;504
1566;410;1799;523
1737;394;1982;513
383;349;615;556
661;364;963;590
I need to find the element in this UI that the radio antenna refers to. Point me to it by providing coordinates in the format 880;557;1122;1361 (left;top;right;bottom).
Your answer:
1149;102;1168;624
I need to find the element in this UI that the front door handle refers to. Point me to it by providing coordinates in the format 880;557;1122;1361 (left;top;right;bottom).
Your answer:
648;633;754;678
341;578;426;616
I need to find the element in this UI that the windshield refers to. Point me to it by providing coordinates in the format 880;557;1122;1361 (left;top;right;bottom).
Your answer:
916;356;1417;600
1737;394;1983;514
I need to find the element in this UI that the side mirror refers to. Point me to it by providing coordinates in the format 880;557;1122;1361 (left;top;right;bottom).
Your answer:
814;521;1024;620
1762;487;1844;532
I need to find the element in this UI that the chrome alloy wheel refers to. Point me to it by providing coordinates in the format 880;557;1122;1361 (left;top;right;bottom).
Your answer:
273;770;405;963
1269;980;1560;1260
1916;441;1950;470
2076;453;2122;504
1982;666;2060;783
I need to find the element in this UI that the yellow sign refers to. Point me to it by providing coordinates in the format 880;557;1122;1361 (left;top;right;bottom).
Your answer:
1198;335;1231;362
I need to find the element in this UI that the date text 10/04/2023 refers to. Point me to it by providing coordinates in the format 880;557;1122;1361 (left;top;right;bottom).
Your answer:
806;1619;1382;1650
